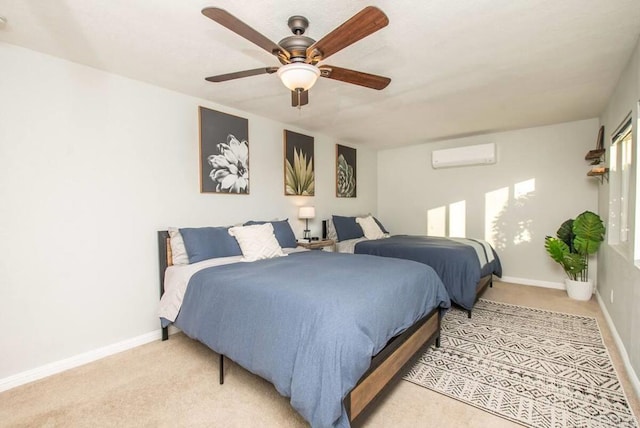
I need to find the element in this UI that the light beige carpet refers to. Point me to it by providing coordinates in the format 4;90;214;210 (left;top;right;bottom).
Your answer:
1;282;639;428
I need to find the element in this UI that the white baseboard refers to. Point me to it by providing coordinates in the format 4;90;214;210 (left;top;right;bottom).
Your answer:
595;291;640;400
497;275;565;290
0;328;169;393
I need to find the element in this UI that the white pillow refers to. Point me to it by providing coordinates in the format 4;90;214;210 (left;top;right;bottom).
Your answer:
356;215;386;239
168;227;189;265
228;223;286;262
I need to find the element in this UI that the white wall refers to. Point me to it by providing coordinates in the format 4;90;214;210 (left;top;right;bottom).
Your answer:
597;35;640;383
377;120;599;285
0;43;378;382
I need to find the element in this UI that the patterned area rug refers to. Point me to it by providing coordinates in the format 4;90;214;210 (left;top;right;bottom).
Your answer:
404;299;638;427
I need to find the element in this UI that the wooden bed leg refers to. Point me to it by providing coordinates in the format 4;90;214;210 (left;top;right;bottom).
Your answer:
219;354;224;385
467;310;472;318
435;335;441;348
161;326;168;341
490;279;493;288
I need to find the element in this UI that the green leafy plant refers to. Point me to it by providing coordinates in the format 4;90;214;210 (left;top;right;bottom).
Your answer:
285;147;315;195
544;211;605;281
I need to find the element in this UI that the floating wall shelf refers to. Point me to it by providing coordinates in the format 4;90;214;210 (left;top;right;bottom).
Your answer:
587;167;609;184
586;126;607;184
585;149;606;161
585;150;608;183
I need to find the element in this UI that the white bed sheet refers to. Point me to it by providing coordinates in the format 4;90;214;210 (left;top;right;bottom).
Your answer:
335;237;368;253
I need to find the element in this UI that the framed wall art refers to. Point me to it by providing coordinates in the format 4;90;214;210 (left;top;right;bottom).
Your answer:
336;144;356;198
284;130;315;196
199;106;249;194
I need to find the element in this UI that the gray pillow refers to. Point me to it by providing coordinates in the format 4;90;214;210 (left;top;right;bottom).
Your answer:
179;227;242;263
373;216;389;234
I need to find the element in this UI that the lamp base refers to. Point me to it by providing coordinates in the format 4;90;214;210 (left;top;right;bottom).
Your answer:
303;218;311;241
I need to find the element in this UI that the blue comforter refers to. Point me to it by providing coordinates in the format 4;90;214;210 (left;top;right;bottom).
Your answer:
174;251;450;427
354;235;502;310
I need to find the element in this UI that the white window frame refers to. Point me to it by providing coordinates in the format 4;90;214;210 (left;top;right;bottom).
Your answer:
609;114;633;258
633;102;640;264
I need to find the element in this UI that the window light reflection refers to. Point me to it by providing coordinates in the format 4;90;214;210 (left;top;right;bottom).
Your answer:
427;206;446;237
449;200;466;237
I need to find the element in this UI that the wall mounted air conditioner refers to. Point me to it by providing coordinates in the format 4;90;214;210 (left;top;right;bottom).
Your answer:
431;143;496;169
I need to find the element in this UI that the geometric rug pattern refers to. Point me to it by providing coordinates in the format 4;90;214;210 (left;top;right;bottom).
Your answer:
404;299;638;427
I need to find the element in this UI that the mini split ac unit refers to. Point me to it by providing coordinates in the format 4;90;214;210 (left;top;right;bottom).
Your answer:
431;143;496;169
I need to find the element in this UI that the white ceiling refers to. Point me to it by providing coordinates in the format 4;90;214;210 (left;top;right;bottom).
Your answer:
1;0;639;149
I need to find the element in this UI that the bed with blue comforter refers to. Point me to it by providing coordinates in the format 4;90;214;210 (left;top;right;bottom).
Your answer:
353;235;502;312
159;242;450;427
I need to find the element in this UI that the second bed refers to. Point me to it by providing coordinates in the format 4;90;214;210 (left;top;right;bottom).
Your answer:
325;216;502;316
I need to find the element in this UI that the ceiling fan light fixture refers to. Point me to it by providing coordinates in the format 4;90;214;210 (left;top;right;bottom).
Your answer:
277;63;320;91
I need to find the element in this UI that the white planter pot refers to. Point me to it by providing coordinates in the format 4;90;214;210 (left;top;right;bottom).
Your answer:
565;279;593;301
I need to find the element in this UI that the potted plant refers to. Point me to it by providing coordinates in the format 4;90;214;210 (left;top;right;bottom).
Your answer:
544;210;605;300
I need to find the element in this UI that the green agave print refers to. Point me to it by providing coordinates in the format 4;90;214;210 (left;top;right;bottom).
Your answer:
285;147;315;195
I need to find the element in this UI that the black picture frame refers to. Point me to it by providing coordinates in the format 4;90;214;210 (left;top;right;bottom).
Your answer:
199;106;249;194
336;144;357;198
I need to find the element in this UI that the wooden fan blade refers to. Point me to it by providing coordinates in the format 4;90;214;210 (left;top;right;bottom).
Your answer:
205;67;278;82
319;65;390;90
306;6;388;62
202;8;289;60
291;89;309;107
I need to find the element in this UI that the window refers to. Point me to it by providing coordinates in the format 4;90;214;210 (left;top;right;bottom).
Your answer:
634;102;640;263
609;115;633;254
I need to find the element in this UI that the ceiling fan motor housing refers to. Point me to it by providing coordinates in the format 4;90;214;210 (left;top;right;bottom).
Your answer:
277;15;318;64
278;35;316;63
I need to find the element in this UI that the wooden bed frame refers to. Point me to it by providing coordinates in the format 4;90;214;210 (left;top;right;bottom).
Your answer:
471;274;493;317
157;231;442;425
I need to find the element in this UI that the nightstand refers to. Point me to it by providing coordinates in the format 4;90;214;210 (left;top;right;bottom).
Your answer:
297;239;335;251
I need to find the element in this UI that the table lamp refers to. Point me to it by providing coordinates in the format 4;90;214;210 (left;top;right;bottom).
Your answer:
298;206;315;241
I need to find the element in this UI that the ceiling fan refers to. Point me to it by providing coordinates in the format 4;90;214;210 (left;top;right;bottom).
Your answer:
202;6;391;107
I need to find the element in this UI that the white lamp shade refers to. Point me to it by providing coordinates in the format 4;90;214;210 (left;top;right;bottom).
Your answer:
298;206;316;219
277;63;320;91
